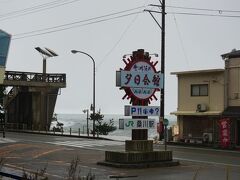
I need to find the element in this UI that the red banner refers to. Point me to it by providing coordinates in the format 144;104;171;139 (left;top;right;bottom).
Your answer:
219;118;230;148
157;121;164;133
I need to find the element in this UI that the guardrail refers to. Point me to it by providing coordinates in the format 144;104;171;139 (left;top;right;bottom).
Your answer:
4;123;97;138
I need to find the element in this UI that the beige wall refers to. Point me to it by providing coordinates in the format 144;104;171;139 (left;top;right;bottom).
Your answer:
177;72;224;111
225;57;240;106
0;66;5;84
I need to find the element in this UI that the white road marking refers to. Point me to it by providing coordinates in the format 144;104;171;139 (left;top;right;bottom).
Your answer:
46;140;124;150
0;138;16;144
175;157;240;167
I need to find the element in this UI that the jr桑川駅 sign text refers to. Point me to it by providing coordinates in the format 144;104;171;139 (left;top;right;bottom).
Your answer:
119;119;156;130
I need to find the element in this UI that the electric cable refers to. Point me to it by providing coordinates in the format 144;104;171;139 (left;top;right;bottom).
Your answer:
167;11;240;18
97;11;140;69
0;0;66;18
13;6;145;37
166;5;240;14
0;0;81;21
12;11;143;40
172;14;189;68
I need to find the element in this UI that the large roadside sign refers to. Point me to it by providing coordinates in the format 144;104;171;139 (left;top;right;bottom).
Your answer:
0;29;11;84
124;105;160;116
116;50;162;102
119;118;155;130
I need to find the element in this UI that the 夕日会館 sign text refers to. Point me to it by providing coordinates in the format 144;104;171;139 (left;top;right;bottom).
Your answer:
118;70;163;89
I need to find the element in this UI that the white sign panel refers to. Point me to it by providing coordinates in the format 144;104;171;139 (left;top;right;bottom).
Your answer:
120;70;163;89
119;119;155;130
124;105;160;116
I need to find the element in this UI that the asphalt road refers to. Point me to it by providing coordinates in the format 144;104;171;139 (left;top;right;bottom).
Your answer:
0;132;240;180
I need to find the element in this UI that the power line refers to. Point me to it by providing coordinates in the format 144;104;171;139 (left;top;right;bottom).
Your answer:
12;11;143;40
167;5;240;14
11;3;240;41
167;11;240;18
97;0;149;69
172;14;189;68
0;0;65;17
13;6;145;37
151;4;240;14
0;0;81;21
97;11;140;69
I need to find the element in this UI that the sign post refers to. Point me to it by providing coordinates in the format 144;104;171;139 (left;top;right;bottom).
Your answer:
116;49;162;140
163;118;169;151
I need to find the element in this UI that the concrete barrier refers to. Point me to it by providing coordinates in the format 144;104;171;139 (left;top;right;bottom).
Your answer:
125;140;153;152
105;150;172;164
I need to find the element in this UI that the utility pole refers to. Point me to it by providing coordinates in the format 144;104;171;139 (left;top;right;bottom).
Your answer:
145;0;166;140
160;0;166;140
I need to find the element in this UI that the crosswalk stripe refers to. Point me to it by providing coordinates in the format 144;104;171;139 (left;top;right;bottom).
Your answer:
46;140;124;149
0;138;16;144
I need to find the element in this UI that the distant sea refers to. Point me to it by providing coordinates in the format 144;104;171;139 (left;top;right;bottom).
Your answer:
50;114;177;141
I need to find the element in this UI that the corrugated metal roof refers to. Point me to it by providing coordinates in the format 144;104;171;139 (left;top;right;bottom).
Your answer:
170;111;222;116
171;69;224;75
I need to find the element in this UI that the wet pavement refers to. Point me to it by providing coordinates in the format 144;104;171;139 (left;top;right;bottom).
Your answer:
0;132;240;179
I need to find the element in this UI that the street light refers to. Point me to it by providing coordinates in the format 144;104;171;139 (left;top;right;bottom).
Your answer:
35;47;58;131
71;50;96;137
83;109;89;136
35;47;58;76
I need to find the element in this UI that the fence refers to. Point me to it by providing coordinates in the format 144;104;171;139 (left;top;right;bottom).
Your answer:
4;123;98;138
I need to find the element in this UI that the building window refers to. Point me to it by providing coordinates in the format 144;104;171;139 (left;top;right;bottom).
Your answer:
191;84;208;96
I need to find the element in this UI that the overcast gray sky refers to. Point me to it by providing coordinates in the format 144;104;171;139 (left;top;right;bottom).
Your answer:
1;0;240;115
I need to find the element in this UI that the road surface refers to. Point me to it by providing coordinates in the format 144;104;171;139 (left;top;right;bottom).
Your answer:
0;132;240;179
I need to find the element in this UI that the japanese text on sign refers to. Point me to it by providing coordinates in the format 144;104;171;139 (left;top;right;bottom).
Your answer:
120;70;163;89
219;118;230;148
119;119;155;130
124;105;160;116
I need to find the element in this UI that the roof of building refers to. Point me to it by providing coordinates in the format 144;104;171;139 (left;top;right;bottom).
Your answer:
222;106;240;117
221;49;240;60
170;110;223;116
171;69;224;75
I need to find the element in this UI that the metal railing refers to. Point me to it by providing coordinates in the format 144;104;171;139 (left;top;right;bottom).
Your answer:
4;71;66;84
5;123;96;137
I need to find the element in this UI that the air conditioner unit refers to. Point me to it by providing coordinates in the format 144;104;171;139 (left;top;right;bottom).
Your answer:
203;133;213;142
196;104;207;112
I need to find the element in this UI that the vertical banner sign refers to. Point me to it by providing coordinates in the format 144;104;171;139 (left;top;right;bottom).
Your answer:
157;122;164;133
219;118;230;148
0;30;11;84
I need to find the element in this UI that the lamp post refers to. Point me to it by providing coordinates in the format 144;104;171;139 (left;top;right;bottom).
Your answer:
83;109;89;136
35;47;58;131
71;50;96;137
35;47;58;78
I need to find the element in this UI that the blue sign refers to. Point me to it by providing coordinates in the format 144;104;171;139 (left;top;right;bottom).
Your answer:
0;30;11;66
124;105;160;116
